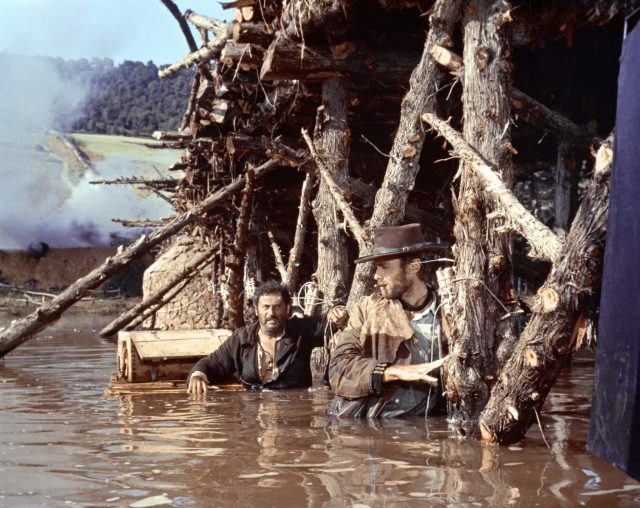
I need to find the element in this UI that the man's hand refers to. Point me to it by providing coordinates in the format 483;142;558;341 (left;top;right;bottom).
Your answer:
327;305;348;328
187;375;208;395
383;355;448;386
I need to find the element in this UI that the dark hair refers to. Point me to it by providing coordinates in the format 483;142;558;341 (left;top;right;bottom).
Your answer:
252;280;292;307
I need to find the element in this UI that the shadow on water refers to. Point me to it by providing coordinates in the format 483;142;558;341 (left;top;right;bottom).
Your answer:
1;314;639;507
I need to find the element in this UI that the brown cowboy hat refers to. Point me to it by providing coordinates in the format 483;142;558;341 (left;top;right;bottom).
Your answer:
355;223;448;264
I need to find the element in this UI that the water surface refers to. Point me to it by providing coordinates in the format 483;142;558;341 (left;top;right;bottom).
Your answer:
1;313;639;507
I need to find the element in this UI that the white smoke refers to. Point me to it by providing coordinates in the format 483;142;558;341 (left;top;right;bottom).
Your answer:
0;52;172;249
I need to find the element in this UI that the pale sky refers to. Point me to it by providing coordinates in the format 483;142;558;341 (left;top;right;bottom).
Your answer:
0;0;232;65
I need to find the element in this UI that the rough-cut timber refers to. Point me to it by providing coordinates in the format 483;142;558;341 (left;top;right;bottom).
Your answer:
347;0;462;308
444;0;516;439
422;113;563;262
312;78;351;310
478;135;613;444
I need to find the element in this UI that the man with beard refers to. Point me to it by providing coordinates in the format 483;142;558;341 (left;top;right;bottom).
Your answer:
328;223;448;417
187;281;345;394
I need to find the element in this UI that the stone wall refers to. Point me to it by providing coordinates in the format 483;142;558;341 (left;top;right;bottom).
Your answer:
143;236;215;330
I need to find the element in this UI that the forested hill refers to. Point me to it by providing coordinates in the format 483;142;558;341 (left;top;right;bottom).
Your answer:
2;53;194;136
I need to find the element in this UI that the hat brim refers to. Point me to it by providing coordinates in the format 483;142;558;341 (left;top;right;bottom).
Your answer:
354;243;448;264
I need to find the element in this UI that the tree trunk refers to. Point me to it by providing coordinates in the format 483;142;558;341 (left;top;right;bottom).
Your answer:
286;171;316;294
227;169;255;329
445;0;515;439
311;78;351;310
347;0;462;308
479;135;613;444
553;141;577;236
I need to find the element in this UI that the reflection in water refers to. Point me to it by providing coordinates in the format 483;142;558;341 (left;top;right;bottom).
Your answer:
1;316;639;507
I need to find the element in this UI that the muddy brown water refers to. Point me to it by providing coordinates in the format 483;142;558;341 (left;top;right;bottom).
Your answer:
1;312;639;507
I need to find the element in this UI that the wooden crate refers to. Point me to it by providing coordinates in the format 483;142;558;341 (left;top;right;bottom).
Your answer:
116;329;232;383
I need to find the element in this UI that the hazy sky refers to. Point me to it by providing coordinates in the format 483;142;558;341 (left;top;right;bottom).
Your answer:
0;0;232;65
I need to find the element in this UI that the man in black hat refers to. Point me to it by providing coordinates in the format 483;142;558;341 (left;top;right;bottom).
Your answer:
328;223;447;417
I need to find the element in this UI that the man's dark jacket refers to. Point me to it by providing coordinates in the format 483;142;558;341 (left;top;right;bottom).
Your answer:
188;316;327;389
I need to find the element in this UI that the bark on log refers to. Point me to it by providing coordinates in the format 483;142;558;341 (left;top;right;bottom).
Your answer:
430;44;599;147
442;0;516;439
0;160;279;358
311;78;351;310
422;113;563;262
286;171;316;294
346;0;462;308
220;41;265;70
232;21;273;45
185;10;225;33
553;141;577;236
99;246;218;337
268;230;288;282
478;134;613;444
280;0;349;41
301;129;368;250
159;22;234;79
227;169;255;329
259;36;418;85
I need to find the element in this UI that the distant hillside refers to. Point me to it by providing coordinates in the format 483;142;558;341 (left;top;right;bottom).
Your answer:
1;53;194;137
69;58;194;136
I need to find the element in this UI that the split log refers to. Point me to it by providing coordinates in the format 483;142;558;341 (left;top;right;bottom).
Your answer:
99;246;218;337
152;131;192;141
430;44;599;147
111;219;170;228
0;159;280;358
442;0;516;439
311;78;351;310
478;134;613;444
159;22;234;79
286;170;316;294
301;129;368;250
259;36;418;85
346;0;462;308
227;169;255;329
422;113;563;262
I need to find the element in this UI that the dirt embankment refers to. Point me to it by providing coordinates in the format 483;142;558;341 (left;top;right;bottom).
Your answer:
0;247;151;295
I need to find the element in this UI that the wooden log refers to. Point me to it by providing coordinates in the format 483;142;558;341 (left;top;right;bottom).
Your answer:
478;134;613;444
346;0;462;308
232;21;273;45
311;78;351;310
185;10;225;33
99;246;218;337
280;0;349;40
286;171;316;294
159;22;234;79
430;44;599;147
160;0;198;53
553;141;576;236
125;277;193;331
259;36;418;85
301;128;368;250
220;41;265;70
443;0;516;439
267;230;288;282
0;159;280;358
227;169;255;329
422;113;563;262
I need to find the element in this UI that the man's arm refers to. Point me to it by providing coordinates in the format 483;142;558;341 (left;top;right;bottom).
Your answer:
382;356;448;385
186;330;240;395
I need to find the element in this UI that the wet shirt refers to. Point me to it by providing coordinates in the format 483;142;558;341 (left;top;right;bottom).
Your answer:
188;316;327;390
379;297;442;417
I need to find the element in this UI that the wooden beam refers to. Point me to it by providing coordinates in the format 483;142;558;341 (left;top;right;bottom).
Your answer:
422;113;563;262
